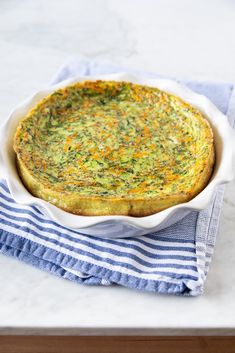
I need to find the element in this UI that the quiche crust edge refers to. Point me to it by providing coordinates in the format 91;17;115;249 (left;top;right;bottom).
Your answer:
16;146;214;216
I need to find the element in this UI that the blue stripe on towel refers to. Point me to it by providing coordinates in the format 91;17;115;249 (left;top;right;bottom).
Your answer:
0;181;199;285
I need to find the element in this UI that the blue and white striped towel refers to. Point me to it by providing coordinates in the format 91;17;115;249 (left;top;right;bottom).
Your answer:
0;57;234;296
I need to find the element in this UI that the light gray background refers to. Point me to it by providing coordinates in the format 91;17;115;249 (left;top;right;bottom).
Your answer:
0;0;235;334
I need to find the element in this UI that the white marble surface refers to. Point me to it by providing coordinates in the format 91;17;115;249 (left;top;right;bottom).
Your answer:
0;0;235;335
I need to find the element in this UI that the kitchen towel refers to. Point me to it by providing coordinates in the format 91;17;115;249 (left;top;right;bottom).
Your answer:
0;57;234;296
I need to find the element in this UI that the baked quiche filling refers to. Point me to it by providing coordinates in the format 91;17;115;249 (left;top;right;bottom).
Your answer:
13;80;214;216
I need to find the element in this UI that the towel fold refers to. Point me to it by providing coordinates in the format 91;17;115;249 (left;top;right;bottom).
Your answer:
0;57;234;296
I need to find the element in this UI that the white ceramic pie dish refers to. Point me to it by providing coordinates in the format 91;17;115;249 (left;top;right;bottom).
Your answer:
0;73;235;238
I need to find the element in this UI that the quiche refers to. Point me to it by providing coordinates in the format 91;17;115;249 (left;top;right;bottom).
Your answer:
13;80;215;216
